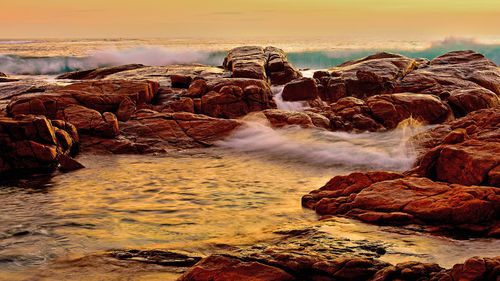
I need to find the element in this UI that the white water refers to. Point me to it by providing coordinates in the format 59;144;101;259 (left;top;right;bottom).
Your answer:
271;85;311;112
217;115;426;172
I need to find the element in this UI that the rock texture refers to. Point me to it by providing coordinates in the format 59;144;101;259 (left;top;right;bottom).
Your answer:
223;46;301;85
0;115;80;174
281;77;318;101
56;64;145;80
180;253;500;281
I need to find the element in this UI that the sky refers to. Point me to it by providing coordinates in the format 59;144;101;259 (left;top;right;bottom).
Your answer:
1;0;500;39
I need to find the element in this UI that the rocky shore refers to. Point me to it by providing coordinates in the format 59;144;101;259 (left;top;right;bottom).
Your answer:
1;46;499;280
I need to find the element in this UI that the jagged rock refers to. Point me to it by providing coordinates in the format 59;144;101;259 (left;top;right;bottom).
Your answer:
303;172;500;236
202;78;276;118
315;52;417;102
82;110;241;153
0;115;79;173
223;46;301;84
58;154;84;171
367;93;453;128
411;107;500;187
282;77;318;101
262;109;314;128
57;105;119;138
56;64;145;80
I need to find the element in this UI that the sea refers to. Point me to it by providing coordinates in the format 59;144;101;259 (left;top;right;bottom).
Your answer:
1;37;500;280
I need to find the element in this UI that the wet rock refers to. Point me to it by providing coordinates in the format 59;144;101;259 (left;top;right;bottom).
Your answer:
411;107;500;187
178;255;295;281
367;93;454;128
56;64;145;80
171;74;192;88
0;115;78;173
282;77;318;101
264;46;302;85
262;109;314;128
83;110;241;153
109;249;201;267
303;172;500;236
58;154;85;171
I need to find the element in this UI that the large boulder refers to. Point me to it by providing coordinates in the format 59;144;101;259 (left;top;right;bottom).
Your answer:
281;77;318;101
447;87;500;117
7;80;159;121
0;115;80;174
315;52;418;102
223;46;301;84
82;110;241;154
202;78;277;118
303;173;500;236
367;93;454;128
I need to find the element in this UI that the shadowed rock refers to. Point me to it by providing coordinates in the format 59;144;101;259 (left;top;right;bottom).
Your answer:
56;64;145;80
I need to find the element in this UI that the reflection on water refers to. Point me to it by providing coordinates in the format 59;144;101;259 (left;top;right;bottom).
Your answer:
1;125;499;279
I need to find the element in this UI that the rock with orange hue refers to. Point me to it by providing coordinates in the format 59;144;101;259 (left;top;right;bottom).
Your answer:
0;115;80;173
396;50;500;97
264;46;302;85
367;93;454;128
83;110;241;154
315;52;417;102
282;77;318;101
410;107;500;187
56;64;145;80
447;87;500;117
223;46;301;84
160;97;195;114
201;78;276;118
56;105;119;138
303;172;500;236
7;80;159;122
178;255;295;281
262;109;314;128
186;79;208;97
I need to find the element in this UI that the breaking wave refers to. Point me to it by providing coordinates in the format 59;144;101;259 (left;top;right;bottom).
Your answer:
0;47;224;75
217;115;428;172
1;37;499;75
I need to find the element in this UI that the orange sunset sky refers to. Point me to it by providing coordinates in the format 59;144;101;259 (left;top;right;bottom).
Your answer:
1;0;500;39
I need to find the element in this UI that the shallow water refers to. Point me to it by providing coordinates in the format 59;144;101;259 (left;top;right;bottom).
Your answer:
1;124;500;280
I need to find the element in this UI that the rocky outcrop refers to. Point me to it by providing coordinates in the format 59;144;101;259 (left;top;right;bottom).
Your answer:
281;77;318;101
81;110;241;154
303;173;500;236
223;46;301;85
411;107;500;187
0;115;80;174
366;93;454;128
8;80;159;122
56;64;145;80
201;78;277;118
180;253;500;281
315;52;418;102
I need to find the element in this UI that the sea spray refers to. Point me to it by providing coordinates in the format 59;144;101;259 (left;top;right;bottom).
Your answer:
216;114;429;171
271;86;310;112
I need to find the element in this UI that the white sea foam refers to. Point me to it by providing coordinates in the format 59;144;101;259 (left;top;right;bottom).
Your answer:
0;46;210;75
217;116;427;172
271;85;310;112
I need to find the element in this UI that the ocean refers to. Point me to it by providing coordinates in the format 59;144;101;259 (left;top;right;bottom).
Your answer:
1;37;500;75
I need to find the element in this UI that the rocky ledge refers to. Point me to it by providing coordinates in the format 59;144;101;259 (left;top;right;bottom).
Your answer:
303;106;500;237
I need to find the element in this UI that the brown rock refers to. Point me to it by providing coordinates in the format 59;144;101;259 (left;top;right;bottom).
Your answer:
262;109;314;128
58;154;85;171
58;105;120;138
447;87;500;117
56;64;145;80
178;255;295;281
186;79;208;97
282;77;318;101
171;74;192;88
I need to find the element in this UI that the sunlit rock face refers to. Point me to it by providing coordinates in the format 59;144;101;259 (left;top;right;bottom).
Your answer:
223;46;302;85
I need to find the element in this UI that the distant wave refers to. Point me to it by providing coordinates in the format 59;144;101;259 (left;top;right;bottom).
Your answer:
0;47;225;75
287;37;500;69
1;37;500;75
0;40;39;45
